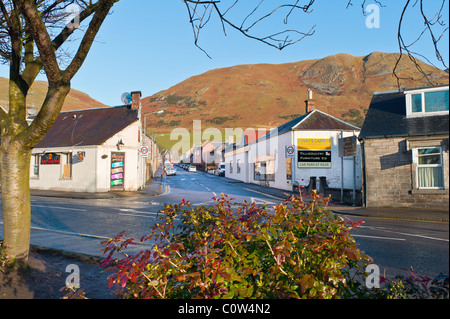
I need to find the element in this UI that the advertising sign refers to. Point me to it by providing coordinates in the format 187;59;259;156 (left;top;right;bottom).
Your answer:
111;152;125;189
297;138;331;150
298;150;332;168
41;153;60;165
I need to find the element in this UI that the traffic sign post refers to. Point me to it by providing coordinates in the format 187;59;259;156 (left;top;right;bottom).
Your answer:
285;145;295;158
140;146;149;158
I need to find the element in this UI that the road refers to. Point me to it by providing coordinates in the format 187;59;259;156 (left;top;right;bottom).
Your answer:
1;167;448;280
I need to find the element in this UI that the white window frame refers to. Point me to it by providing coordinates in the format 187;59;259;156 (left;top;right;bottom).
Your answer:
405;87;449;118
412;147;444;190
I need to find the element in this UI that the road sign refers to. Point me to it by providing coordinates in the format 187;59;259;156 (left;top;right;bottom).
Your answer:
285;145;295;158
140;146;149;157
340;136;357;157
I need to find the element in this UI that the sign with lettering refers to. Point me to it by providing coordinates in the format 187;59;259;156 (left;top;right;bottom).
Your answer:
41;153;60;165
341;136;357;157
298;150;331;168
297;138;331;150
111;152;125;189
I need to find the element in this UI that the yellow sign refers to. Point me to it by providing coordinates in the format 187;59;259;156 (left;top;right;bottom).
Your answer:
297;138;331;150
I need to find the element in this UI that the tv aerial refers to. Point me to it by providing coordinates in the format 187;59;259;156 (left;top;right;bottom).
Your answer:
121;92;132;105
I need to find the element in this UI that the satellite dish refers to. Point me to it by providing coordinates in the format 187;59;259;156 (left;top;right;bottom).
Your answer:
121;92;132;105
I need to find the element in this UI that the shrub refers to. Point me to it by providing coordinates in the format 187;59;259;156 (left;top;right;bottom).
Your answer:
101;192;375;299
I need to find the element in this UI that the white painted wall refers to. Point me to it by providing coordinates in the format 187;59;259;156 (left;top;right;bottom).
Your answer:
29;121;147;192
226;129;362;193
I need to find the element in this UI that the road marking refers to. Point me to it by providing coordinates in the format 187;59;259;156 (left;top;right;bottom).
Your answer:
352;234;406;241
242;187;284;200
250;197;276;205
360;226;449;242
31;205;87;212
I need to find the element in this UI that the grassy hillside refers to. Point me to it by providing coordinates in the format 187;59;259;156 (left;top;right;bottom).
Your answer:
0;77;106;112
143;52;449;147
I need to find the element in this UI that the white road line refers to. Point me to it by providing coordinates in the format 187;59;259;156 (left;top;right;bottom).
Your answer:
31;205;87;212
242;187;284;200
360;226;449;242
352;234;406;241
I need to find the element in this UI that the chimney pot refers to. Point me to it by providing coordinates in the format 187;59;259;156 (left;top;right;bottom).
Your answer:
131;91;142;111
305;89;315;113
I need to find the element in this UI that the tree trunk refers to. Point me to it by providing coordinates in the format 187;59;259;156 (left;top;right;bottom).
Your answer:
1;142;32;262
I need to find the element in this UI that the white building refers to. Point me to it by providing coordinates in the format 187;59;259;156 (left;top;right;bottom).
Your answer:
29;91;158;193
225;94;362;203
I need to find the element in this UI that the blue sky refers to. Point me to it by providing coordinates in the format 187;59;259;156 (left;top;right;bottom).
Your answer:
1;0;449;106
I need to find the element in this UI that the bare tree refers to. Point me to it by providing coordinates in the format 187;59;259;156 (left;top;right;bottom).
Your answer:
347;0;448;86
0;0;119;262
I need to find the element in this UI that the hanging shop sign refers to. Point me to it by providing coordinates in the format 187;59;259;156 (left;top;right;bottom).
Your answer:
111;152;125;189
40;153;60;165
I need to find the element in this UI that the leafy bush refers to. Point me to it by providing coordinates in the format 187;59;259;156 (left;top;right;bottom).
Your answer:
101;192;376;299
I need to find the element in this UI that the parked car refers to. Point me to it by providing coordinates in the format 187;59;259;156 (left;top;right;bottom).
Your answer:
165;163;176;176
216;162;226;176
188;165;197;172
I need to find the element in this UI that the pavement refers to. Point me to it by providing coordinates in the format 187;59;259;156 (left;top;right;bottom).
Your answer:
22;172;449;223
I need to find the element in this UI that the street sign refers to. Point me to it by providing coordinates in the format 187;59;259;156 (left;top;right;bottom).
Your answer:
140;146;149;157
340;136;357;157
285;145;295;158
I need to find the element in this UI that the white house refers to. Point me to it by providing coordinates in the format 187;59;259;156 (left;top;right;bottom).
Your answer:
29;91;157;193
225;92;362;203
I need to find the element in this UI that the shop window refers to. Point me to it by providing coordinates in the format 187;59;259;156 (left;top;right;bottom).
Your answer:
414;147;444;189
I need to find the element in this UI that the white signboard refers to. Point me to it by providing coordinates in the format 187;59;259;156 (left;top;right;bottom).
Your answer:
285;145;295;158
140;146;149;157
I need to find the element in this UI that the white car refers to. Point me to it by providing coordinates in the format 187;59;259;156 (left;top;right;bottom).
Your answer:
188;165;197;172
166;167;176;176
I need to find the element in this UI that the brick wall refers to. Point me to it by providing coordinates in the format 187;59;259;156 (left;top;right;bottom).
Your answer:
362;137;449;210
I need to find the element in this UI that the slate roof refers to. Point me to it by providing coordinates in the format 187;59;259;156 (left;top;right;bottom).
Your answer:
359;90;449;139
34;105;138;148
259;109;360;142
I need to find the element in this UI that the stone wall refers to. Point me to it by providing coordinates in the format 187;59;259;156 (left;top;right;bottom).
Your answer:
362;136;449;210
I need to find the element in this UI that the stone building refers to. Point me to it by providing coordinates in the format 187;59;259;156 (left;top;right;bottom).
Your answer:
359;85;449;210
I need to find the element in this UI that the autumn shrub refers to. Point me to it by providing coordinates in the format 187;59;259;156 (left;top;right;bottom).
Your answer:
101;191;377;299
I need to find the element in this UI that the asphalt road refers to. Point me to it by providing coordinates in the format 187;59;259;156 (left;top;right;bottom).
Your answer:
0;167;448;280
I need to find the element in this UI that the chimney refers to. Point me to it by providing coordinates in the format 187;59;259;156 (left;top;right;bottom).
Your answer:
131;91;142;111
305;88;315;113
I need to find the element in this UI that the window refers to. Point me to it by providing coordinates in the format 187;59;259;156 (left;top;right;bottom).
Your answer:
414;147;444;189
229;160;233;174
407;88;449;116
237;159;241;174
254;161;275;181
32;154;40;178
61;153;72;179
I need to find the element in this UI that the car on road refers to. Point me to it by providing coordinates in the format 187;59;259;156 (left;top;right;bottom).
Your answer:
165;163;176;176
188;165;197;172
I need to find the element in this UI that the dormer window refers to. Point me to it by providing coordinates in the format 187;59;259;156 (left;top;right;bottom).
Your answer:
406;86;449;117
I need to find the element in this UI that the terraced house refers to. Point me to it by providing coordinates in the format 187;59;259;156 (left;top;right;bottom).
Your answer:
359;85;449;210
